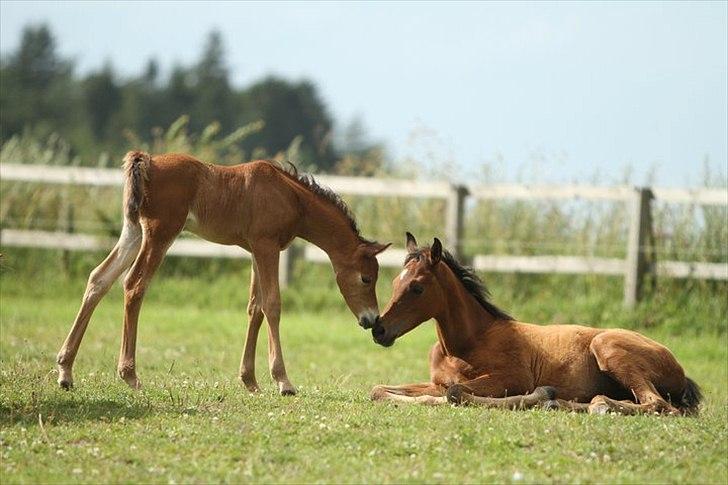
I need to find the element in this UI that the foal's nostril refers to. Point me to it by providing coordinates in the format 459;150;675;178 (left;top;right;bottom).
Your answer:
372;325;386;338
359;313;379;329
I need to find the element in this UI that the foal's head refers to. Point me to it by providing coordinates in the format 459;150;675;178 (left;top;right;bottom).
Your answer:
371;233;448;347
372;232;513;347
336;240;391;328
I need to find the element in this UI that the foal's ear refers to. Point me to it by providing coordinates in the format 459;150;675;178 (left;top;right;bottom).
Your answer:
405;232;418;253
430;238;443;265
367;241;391;256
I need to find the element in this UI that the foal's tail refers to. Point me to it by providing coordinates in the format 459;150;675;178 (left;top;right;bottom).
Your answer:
122;151;151;225
676;376;703;415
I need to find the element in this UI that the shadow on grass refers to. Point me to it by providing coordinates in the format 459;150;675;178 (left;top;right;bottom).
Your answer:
0;396;155;426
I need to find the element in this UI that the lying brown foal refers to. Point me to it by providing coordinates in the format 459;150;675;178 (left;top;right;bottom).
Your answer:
369;233;702;415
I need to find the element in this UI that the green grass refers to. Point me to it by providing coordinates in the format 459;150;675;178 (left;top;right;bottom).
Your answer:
1;265;727;483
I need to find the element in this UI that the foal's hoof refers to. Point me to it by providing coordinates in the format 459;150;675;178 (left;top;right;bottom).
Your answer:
542;400;560;411
58;379;73;390
446;384;467;405
57;366;73;390
588;401;610;415
239;375;261;393
126;378;142;390
120;374;142;390
278;382;297;396
532;386;557;401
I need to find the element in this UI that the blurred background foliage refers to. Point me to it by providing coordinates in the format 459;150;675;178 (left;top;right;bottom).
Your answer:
0;25;383;173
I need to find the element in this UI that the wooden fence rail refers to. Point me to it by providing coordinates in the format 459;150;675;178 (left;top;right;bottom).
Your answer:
1;163;726;306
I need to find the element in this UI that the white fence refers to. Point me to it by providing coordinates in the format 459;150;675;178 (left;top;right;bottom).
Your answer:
1;163;726;306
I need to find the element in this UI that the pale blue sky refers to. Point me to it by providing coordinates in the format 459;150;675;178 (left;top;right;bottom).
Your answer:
1;1;726;187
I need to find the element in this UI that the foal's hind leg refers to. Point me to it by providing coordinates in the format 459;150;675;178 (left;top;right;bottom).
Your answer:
589;331;683;415
56;222;142;389
118;222;180;389
446;384;558;410
239;259;264;392
370;383;447;405
585;395;661;415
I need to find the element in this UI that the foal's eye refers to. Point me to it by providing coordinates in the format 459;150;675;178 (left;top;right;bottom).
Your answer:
361;275;372;285
411;284;424;295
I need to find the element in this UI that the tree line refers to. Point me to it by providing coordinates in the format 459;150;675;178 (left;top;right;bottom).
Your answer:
0;25;382;173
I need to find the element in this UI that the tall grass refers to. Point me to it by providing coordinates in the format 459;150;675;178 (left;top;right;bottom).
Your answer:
1;123;726;333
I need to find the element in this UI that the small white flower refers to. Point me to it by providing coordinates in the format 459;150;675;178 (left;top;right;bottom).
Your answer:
512;471;524;481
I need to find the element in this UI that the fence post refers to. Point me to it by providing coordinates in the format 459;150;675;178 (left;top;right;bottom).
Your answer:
445;184;468;259
278;246;296;289
623;187;653;308
60;199;74;276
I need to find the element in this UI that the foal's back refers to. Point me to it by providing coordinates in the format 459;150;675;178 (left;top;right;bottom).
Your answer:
140;155;301;249
494;322;682;402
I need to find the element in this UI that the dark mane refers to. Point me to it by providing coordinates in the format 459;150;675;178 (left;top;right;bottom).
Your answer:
267;161;368;241
405;247;514;321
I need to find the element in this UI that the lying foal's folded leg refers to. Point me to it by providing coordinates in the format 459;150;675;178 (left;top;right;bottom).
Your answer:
370;383;447;405
586;395;680;415
447;385;558;410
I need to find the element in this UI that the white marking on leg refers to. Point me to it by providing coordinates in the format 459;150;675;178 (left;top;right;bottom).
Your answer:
114;223;142;283
384;393;447;405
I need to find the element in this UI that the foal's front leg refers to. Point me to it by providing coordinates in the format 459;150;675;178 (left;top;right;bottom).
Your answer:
251;243;296;396
370;383;447;405
446;383;558;410
444;374;557;410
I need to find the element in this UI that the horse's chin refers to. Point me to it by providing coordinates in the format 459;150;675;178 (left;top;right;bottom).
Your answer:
373;333;396;347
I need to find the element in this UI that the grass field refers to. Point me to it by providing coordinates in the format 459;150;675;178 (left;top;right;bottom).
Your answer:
1;257;727;483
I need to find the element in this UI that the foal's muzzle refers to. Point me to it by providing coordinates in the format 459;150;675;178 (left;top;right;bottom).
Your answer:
359;311;379;329
371;322;395;347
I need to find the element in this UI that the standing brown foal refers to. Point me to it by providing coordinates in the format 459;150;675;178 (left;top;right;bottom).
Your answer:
56;151;389;394
369;233;702;415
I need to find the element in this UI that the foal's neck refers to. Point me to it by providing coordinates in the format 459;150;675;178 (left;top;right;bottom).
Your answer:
296;194;361;268
433;267;499;357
